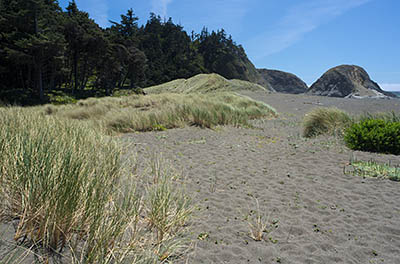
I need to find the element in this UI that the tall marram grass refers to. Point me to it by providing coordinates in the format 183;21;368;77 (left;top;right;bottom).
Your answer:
0;108;192;263
0;108;127;261
359;111;400;123
303;108;400;139
45;92;277;133
303;107;353;138
0;92;274;262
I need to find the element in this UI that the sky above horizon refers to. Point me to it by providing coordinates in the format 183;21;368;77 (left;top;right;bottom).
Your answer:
58;0;400;91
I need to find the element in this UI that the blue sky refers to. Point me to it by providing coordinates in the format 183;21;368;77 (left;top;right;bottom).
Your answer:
59;0;400;91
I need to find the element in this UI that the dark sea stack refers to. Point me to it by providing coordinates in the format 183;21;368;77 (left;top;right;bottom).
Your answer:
258;69;308;94
308;65;396;98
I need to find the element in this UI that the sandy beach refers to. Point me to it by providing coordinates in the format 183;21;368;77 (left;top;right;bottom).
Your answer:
1;92;400;263
122;92;400;263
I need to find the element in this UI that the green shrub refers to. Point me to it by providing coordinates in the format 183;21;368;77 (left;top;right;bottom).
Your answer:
344;119;400;155
303;107;352;137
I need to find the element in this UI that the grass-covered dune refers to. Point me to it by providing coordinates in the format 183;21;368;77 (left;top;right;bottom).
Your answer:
144;73;272;94
45;92;277;133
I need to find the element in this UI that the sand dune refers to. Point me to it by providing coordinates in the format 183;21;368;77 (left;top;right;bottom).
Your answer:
145;73;271;94
123;92;400;263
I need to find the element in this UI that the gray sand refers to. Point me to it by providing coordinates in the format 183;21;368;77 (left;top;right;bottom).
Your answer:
2;92;400;263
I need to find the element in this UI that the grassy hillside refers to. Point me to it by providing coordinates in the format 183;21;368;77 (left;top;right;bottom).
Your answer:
145;73;272;94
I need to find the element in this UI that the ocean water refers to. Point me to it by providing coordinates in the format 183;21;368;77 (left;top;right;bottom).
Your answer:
391;91;400;97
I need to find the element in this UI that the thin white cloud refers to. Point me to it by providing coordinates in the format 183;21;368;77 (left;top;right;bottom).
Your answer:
380;83;400;92
151;0;173;18
246;0;372;61
77;0;109;28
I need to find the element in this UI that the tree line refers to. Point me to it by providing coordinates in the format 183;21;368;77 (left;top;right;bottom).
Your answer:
0;0;253;105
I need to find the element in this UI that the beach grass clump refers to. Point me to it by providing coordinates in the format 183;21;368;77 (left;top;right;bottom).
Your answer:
360;111;400;123
0;108;124;255
47;92;277;133
344;118;400;155
0;108;193;263
346;160;400;181
145;156;192;250
303;107;352;138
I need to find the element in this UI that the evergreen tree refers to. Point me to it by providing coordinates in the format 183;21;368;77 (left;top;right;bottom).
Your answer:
108;9;147;89
64;0;105;92
198;29;241;80
139;14;204;86
0;0;65;102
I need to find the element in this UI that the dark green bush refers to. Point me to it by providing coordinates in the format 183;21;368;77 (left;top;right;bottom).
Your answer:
344;118;400;155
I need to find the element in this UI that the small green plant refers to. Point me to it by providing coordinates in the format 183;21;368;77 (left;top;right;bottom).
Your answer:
345;159;400;181
344;118;400;155
303;107;352;138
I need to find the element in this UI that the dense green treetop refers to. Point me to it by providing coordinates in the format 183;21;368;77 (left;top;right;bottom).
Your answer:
0;0;261;105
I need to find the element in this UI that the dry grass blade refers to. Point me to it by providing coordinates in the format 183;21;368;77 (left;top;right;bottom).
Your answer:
246;199;269;242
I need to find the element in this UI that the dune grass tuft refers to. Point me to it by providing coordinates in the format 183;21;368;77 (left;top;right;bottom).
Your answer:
0;107;192;263
0;108;122;255
144;155;193;255
303;107;352;138
359;111;400;123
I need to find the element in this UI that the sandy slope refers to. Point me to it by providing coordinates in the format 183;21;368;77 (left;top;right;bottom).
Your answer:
122;92;400;263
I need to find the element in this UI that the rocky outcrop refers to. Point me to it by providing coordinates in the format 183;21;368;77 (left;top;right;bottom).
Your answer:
257;69;308;94
308;65;396;98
